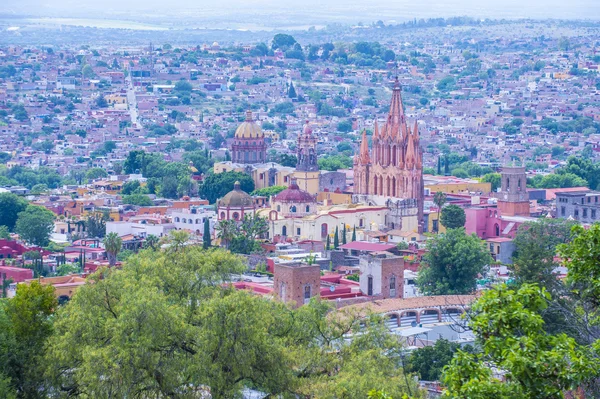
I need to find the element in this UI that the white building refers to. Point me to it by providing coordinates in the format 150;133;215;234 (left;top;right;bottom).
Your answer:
170;205;217;236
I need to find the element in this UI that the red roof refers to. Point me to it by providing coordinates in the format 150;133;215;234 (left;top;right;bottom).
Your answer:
339;242;396;251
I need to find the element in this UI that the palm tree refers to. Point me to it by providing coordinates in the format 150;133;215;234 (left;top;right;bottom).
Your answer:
104;232;122;266
433;191;447;233
144;234;159;250
216;219;236;249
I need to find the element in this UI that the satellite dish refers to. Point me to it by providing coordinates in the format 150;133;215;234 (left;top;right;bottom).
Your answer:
329;285;335;292
411;321;417;328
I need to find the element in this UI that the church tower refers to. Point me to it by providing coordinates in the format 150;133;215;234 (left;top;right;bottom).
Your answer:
297;121;318;172
353;77;424;228
294;121;320;194
496;166;530;216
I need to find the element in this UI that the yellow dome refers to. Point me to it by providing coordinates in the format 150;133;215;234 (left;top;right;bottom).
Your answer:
235;110;264;139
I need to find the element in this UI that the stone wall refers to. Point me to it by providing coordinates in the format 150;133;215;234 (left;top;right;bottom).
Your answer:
319;171;347;192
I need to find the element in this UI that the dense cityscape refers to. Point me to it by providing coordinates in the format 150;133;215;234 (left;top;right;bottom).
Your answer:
1;5;600;398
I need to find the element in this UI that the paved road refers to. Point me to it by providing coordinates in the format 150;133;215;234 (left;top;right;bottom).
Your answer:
125;72;141;129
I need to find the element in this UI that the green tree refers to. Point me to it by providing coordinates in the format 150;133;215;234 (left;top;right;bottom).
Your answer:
352;226;356;242
342;224;347;245
2;281;57;398
407;339;464;381
85;212;108;238
440;204;466;229
0;193;28;231
229;214;268;255
103;232;122;266
200;171;255;204
15;205;55;247
512;219;576;291
482;172;501;192
203;218;211;249
216;219;237;249
95;95;108;108
433;191;447;233
271;33;297;50
251;185;286;197
122;193;153;206
121;180;143;195
56;263;80;276
442;284;599;399
318;154;353;171
417;228;492;295
326;234;331;250
0;226;10;240
144;234;160;250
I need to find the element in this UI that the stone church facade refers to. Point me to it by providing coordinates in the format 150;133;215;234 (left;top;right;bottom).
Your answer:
353;78;424;232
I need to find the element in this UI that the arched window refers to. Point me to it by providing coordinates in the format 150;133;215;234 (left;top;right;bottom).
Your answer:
175;217;180;222
282;226;287;236
290;205;297;213
321;223;328;238
304;285;311;304
196;219;201;224
305;205;310;213
189;219;193;224
220;212;225;219
233;212;240;220
495;223;500;236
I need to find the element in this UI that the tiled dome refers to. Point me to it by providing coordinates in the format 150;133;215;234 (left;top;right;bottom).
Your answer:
234;110;264;139
273;181;315;203
217;181;254;207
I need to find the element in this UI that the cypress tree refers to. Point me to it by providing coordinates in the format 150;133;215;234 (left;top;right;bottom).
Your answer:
334;226;339;249
352;226;356;241
437;156;442;175
203;219;211;249
444;154;450;176
342;225;347;245
326;235;331;250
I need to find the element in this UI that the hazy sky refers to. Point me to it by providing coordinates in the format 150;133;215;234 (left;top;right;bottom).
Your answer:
2;0;599;22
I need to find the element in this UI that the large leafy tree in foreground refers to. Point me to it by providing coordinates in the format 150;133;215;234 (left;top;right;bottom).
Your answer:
0;281;57;398
442;284;599;399
45;233;423;398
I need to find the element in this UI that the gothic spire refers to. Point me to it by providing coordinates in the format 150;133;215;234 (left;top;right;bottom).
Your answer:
386;77;406;133
359;129;370;165
373;119;379;139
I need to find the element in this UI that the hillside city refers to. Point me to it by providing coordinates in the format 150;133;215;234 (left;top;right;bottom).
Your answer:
1;14;600;399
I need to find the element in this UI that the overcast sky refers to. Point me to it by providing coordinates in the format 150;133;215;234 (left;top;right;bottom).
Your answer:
2;0;599;22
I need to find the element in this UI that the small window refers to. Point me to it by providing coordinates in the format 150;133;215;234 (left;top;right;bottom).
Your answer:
561;206;565;216
290;205;297;213
575;209;579;217
305;205;310;212
583;209;588;218
304;285;311;304
588;197;591;203
592;209;596;219
296;228;301;235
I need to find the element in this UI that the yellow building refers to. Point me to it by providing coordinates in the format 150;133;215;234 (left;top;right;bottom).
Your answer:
424;175;491;195
317;191;352;205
